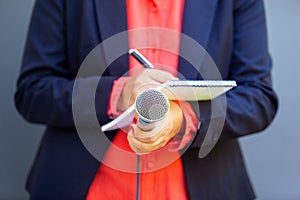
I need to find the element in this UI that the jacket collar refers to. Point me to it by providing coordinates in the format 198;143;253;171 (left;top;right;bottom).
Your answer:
94;0;218;79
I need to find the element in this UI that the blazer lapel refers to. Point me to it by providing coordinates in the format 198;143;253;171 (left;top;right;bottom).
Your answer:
94;0;129;76
94;0;128;40
179;0;219;80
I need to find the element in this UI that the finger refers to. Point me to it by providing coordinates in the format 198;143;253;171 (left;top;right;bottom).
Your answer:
131;81;161;100
147;69;177;83
138;136;168;153
127;131;148;154
131;123;163;143
128;130;168;154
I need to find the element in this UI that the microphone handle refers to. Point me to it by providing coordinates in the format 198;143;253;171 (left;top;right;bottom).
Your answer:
137;117;155;131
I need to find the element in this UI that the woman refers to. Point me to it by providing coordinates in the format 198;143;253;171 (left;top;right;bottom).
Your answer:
15;0;278;199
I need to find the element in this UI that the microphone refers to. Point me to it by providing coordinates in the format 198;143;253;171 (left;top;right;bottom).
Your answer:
135;89;170;131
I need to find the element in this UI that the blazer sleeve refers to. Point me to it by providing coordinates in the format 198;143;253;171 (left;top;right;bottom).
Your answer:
14;0;115;128
193;0;278;147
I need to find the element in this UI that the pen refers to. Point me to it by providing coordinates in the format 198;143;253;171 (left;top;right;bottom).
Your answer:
128;49;154;69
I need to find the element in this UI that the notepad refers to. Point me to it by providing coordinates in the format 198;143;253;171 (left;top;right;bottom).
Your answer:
101;80;236;132
159;80;237;101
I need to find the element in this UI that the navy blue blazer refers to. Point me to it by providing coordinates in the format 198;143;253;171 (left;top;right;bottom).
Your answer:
15;0;278;199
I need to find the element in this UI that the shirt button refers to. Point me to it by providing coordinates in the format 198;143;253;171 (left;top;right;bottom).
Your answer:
147;161;154;169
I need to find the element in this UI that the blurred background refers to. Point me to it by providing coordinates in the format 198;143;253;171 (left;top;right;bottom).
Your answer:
0;0;299;199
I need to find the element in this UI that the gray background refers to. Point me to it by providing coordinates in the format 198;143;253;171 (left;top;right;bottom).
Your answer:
0;0;299;199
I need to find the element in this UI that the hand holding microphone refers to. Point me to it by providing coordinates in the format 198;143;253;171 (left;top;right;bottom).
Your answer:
127;89;183;154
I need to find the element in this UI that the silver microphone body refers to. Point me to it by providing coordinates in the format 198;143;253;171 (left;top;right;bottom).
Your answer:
135;89;170;131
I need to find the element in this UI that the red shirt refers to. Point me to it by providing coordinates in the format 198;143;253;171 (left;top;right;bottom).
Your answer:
86;1;199;199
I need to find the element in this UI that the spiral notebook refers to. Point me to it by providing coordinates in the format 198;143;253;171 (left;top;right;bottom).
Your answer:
159;80;237;101
101;80;236;131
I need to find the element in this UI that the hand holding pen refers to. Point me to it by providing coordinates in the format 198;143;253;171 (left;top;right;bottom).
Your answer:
116;49;176;112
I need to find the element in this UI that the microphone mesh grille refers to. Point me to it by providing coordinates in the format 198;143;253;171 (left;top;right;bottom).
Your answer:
135;89;169;121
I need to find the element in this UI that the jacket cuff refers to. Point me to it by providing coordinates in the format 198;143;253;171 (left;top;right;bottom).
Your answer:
107;77;130;119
